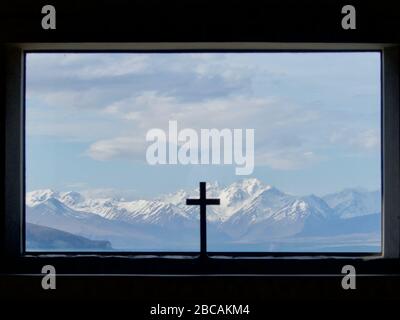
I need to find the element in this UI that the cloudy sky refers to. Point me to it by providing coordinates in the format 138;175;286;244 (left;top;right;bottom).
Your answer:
26;52;381;198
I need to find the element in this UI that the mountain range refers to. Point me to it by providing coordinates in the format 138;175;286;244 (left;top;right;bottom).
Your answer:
26;178;381;252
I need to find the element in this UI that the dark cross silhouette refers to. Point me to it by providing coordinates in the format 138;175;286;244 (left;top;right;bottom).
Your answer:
186;182;220;256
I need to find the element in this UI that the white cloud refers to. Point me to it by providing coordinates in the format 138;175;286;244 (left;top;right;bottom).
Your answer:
26;53;381;173
72;55;149;79
354;129;380;150
256;150;319;170
84;90;328;170
27;53;150;80
33;89;104;109
86;136;146;161
330;128;380;151
102;91;274;129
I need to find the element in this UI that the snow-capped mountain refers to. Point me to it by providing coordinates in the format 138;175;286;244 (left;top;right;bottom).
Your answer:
26;179;381;251
162;178;273;222
26;196;199;250
323;188;380;218
26;189;59;207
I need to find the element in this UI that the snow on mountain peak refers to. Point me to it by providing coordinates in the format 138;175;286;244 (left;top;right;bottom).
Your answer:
26;180;380;233
26;189;59;207
240;178;270;194
60;191;85;206
322;188;380;218
25;181;382;251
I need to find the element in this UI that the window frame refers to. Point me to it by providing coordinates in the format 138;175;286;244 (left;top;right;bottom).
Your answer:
3;43;400;275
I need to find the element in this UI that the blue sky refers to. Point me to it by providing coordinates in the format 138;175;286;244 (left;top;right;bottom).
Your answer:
26;52;381;198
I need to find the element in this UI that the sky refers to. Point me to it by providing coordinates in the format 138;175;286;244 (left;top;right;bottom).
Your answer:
25;52;381;199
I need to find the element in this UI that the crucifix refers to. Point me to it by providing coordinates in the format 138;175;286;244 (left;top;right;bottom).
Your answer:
186;182;220;256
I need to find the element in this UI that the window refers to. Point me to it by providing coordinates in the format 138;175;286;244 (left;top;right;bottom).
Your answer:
24;51;382;254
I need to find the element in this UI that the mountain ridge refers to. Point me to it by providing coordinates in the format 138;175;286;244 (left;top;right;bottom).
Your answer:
26;179;381;251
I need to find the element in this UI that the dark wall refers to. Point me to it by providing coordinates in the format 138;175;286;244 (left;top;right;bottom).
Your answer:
0;0;399;43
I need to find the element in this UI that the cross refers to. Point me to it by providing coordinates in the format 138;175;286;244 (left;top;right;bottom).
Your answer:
186;182;220;256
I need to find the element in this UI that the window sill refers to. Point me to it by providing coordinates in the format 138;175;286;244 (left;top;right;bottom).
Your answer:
2;253;397;276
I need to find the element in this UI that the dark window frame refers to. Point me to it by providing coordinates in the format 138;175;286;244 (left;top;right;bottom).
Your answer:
3;43;400;275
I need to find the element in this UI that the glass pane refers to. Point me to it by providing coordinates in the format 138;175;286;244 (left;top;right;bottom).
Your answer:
25;52;381;253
